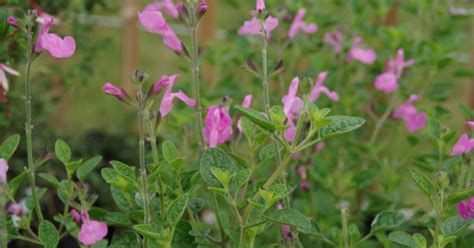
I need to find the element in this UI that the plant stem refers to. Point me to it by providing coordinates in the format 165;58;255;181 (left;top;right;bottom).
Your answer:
145;120;166;218
212;193;226;247
341;208;350;248
0;185;7;248
136;85;150;247
369;93;397;147
434;189;444;248
24;22;43;223
189;3;206;148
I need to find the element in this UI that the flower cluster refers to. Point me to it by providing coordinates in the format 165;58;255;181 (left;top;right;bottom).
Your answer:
392;95;427;133
71;209;108;245
374;49;414;93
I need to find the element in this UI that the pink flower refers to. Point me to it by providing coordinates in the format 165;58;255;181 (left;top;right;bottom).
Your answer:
152;75;172;94
315;141;325;152
7;16;19;27
34;17;76;58
450;134;474;156
71;209;81;224
144;0;179;19
203;106;233;148
457;197;474;219
288;8;318;39
276;203;293;240
103;83;127;101
374;72;398;93
0;64;20;92
138;11;183;53
393;95;426;133
309;71;339;102
198;0;208;13
347;37;376;64
386;49;414;78
465;121;474;131
77;210;108;245
282;77;303;142
256;0;265;12
158;74;195;117
237;94;253;133
324;29;343;54
297;166;309;190
7;201;28;227
0;158;8;184
238;16;279;39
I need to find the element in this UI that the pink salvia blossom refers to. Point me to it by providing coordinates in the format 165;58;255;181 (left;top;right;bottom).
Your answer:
103;83;127;101
198;0;208;13
457;197;474;219
309;71;339;102
78;210;108;245
288;8;318;39
0;64;20;92
7;201;28;227
374;72;398;93
159;74;195;117
138;11;183;52
35;17;76;58
386;49;414;79
465;121;474;131
203;106;233;148
347;37;376;64
297;166;309;190
450;133;474;156
71;209;81;224
282;77;303;141
316;142;325;152
276;203;293;240
144;0;179;19
238;16;278;38
7;16;19;27
393;95;427;133
237;94;253;133
256;0;265;12
324;29;343;54
0;158;8;184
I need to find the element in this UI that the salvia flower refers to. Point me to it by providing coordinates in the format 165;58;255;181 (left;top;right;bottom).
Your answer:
457;197;474;219
288;8;318;39
138;11;183;53
323;28;343;54
282;77;303;141
374;49;413;94
144;0;179;19
316;141;325;152
7;16;20;27
392;95;427;133
0;158;8;184
103;83;128;101
35;17;76;58
238;15;278;39
0;64;20;92
198;1;208;14
70;209;81;224
465;121;474;131
256;0;265;12
237;94;253;133
347;36;376;64
386;49;414;79
158;74;195;117
297;166;309;190
7;201;28;227
374;72;398;93
309;71;339;102
203;106;233;148
276;203;293;240
450;133;474;156
77;210;108;245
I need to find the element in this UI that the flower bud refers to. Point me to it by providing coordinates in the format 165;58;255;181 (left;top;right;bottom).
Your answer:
176;2;189;21
7;16;20;27
196;0;208;21
103;83;129;102
436;171;449;190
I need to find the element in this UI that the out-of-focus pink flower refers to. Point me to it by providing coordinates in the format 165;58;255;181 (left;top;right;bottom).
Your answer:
282;77;303;142
71;209;81;224
0;158;8;184
256;0;265;12
7;201;28;227
198;0;208;13
237;94;253;133
0;64;20;92
276;203;293;240
450;134;474;156
7;16;19;27
386;49;414;79
203;106;233;148
159;74;195;117
138;11;183;52
34;17;76;58
152;75;171;94
316;142;325;152
347;37;376;64
77;210;108;246
374;72;398;93
288;8;317;39
457;197;474;219
144;0;179;19
297;166;309;190
238;16;279;39
103;83;127;101
324;29;343;54
309;71;339;102
393;95;426;133
465;121;474;131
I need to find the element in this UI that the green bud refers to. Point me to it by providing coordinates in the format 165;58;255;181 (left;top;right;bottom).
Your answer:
436;171;449;190
269;106;286;128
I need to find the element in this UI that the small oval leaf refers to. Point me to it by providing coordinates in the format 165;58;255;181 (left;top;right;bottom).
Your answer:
0;134;20;161
55;139;71;164
234;105;276;132
200;148;237;187
39;220;59;248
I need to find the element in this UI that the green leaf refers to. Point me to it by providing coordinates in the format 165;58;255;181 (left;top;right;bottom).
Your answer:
200;148;237;187
264;208;312;230
167;194;189;228
409;168;436;197
38;173;60;188
320;116;365;138
371;211;404;233
413;233;427;248
105;212;133;227
441;215;471;236
234;105;276;132
445;187;474;204
0;134;20;160
231;169;251;191
133;224;162;240
8;172;28;196
389;231;417;247
77;156;102;180
39;221;59;248
55;139;71;164
162;140;180;163
110;161;136;181
65;159;83;174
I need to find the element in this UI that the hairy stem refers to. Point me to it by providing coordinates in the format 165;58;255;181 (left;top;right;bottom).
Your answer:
145;120;166;218
0;185;7;248
341;208;350;248
434;189;444;248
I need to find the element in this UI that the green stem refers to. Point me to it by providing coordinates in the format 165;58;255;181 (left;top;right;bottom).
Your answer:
434;189;444;248
341;208;350;248
0;185;7;248
212;193;226;247
8;234;41;245
24;22;43;223
189;3;206;149
145;120;166;218
369;93;397;147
